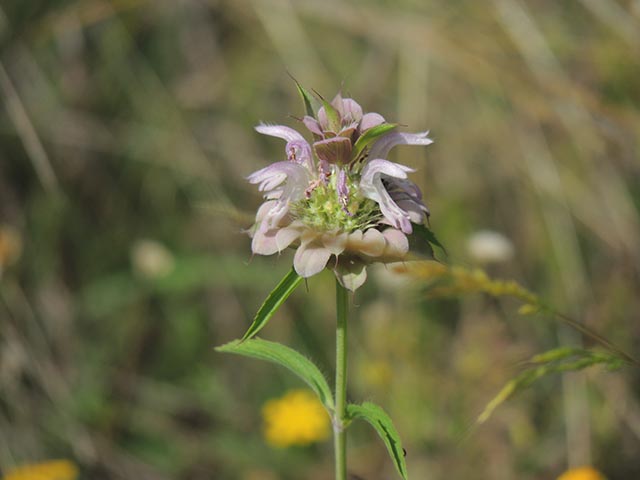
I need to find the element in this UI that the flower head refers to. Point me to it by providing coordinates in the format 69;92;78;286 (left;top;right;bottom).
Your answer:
248;90;432;290
557;466;607;480
262;389;330;448
2;460;78;480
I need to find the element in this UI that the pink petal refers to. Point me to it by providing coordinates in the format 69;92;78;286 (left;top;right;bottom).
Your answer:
341;98;363;123
255;200;278;222
334;259;368;291
346;229;384;257
382;228;409;259
361;229;386;257
302;116;323;136
321;232;348;255
360;112;386;131
275;225;302;252
255;124;307;144
293;242;332;277
251;226;280;255
369;131;433;159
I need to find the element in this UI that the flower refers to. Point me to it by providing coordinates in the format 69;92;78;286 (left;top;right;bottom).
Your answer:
262;389;330;447
466;230;514;264
2;460;78;480
248;90;432;290
557;466;607;480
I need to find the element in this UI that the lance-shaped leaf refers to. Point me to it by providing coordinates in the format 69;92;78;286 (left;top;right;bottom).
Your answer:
241;267;303;341
216;338;334;411
412;223;446;256
409;223;447;259
352;123;397;161
321;98;342;133
347;402;409;480
294;79;317;118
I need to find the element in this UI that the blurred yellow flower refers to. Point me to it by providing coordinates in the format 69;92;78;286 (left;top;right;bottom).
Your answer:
0;225;22;275
557;466;607;480
262;389;330;447
2;460;78;480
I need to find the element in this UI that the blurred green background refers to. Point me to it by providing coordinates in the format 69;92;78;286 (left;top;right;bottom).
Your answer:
1;0;639;479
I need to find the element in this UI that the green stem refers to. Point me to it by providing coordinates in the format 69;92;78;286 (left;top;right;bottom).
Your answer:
334;280;349;480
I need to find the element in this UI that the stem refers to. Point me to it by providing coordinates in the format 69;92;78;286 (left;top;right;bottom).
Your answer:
334;280;349;480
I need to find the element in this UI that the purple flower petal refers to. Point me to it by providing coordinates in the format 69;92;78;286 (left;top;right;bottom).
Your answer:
317;106;330;132
248;161;311;227
255;124;308;143
337;168;350;213
255;124;314;170
286;140;314;170
396;198;429;224
369;131;433;159
330;92;344;116
340;98;363;123
385;177;430;223
302;116;323;137
381;228;409;258
359;159;415;233
360;112;386;132
313;136;352;165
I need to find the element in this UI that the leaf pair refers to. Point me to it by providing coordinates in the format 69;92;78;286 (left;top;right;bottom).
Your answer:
217;338;409;479
218;266;410;479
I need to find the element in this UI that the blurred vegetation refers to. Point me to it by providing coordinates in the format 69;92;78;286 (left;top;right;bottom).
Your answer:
1;0;639;479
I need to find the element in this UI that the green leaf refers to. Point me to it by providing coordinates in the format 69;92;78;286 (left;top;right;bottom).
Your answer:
216;338;334;411
347;402;408;480
352;123;397;160
476;348;625;425
294;79;316;117
321;98;342;132
411;223;447;258
241;267;303;341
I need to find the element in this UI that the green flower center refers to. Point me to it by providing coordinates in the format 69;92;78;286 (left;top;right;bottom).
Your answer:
291;173;381;232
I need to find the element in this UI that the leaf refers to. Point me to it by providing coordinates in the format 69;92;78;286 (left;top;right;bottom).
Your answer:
321;98;342;132
241;267;303;341
476;348;625;425
294;79;316;117
347;402;409;480
216;338;334;411
411;223;446;257
352;123;398;160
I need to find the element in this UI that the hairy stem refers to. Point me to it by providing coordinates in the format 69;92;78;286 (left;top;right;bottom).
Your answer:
334;280;349;480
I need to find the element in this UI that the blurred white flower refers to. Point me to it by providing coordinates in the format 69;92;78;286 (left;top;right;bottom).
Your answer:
466;230;514;264
131;239;175;279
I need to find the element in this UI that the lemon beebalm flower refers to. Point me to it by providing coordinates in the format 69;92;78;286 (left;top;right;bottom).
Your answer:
2;460;78;480
557;466;607;480
248;91;432;291
262;389;331;448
